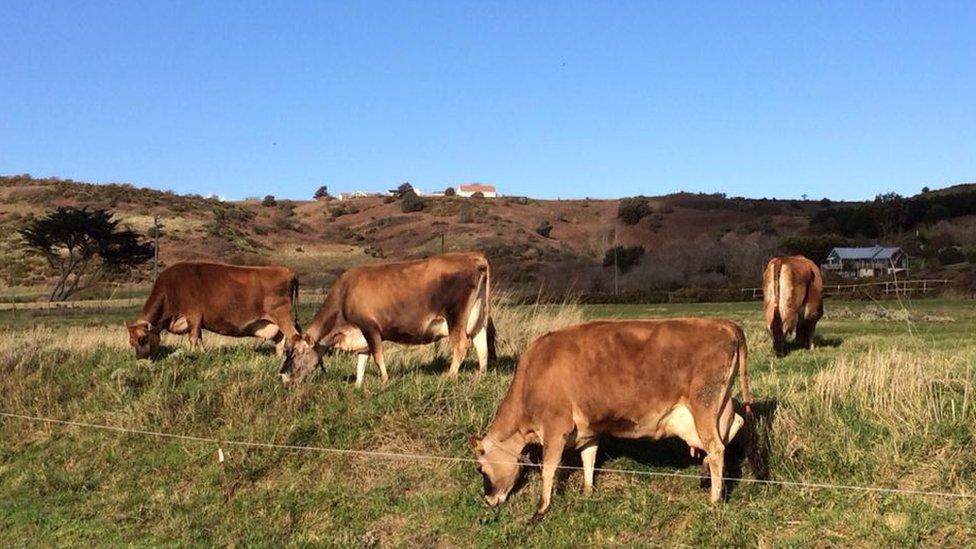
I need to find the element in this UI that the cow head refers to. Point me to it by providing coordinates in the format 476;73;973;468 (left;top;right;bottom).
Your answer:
125;321;160;359
279;333;323;385
469;435;522;507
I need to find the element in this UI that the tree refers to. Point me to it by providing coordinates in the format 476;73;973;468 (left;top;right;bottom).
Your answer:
617;197;651;225
314;185;332;200
535;220;553;238
444;187;456;197
19;207;153;301
400;190;425;212
392;183;415;199
262;195;277;207
602;245;645;273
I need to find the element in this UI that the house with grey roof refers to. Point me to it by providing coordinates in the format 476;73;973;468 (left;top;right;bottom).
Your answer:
822;246;909;278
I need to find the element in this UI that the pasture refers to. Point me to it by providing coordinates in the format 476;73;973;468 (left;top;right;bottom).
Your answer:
1;299;975;545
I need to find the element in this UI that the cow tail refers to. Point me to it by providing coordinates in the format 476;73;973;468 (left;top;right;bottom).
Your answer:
486;260;498;362
735;331;768;480
291;275;301;330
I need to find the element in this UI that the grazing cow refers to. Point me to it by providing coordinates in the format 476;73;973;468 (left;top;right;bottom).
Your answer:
762;255;824;356
125;262;300;359
469;318;763;519
279;252;496;386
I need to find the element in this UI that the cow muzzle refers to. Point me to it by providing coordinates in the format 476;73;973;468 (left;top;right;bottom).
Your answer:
484;493;508;507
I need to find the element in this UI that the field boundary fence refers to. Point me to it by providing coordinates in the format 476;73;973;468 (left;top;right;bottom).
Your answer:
1;410;972;501
0;279;952;311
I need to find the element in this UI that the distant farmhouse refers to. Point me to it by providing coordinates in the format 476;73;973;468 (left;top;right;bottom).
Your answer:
338;191;387;201
457;183;497;198
337;182;499;200
822;246;909;278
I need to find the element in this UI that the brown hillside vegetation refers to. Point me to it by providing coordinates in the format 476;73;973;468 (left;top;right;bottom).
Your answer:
2;175;975;296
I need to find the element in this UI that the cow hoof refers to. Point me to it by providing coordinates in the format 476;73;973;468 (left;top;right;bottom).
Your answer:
529;511;546;525
582;485;593;497
444;372;459;380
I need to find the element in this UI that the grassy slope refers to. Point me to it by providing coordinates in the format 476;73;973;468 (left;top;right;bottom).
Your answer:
1;300;975;546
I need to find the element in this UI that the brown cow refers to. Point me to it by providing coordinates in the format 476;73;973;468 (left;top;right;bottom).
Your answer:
762;255;824;356
279;252;496;386
125;262;300;359
469;318;761;518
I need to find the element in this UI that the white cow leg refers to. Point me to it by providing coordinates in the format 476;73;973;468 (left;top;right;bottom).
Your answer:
580;442;599;496
472;325;489;374
355;353;369;388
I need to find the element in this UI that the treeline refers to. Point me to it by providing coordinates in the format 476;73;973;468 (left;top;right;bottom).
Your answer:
811;189;976;238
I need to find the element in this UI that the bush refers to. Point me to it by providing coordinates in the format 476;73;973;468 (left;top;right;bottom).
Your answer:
535;220;553;238
400;191;425;213
314;186;332;200
602;245;645;273
328;203;359;218
617;197;651;225
262;195;277;207
444;187;456;197
778;234;849;265
939;246;967;266
471;191;485;199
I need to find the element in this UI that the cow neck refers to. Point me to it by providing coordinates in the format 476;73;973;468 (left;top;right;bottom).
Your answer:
305;307;339;344
486;382;527;449
138;285;166;328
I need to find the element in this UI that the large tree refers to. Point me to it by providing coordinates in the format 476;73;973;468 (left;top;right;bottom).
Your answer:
19;207;154;301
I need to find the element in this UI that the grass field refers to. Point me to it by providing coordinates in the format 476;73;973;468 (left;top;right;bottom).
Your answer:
1;298;975;546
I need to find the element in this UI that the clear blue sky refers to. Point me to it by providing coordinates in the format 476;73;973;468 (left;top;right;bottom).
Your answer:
2;2;974;201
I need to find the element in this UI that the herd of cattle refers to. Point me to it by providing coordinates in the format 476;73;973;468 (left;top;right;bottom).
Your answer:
124;252;824;517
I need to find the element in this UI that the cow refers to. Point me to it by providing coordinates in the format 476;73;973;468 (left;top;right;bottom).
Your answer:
762;255;824;357
278;252;496;387
125;262;300;359
468;318;763;519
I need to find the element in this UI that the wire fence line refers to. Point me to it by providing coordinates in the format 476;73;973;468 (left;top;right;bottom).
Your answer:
1;410;972;501
0;280;953;311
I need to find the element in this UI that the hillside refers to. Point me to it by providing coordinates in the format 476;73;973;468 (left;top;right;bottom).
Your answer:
2;175;975;296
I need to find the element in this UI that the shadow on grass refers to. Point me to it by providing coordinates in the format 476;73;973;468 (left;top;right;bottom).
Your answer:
512;398;778;502
413;354;519;376
777;335;843;357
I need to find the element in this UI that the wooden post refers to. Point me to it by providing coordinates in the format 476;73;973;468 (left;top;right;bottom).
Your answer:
152;215;160;283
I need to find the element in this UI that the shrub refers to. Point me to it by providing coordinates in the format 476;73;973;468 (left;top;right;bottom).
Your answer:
938;246;967;266
778;234;849;265
328;203;359;218
444;187;456;197
400;191;425;213
471;191;485;199
535;220;553;238
602;245;645;273
314;185;332;200
262;195;277;207
617;197;651;225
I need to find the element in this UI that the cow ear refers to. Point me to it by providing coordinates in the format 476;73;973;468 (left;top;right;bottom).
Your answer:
303;333;316;345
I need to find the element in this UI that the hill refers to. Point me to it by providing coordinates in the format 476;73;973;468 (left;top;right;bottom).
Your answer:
2;175;975;297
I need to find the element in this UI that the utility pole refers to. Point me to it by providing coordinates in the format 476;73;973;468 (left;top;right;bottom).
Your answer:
441;233;445;254
611;228;618;296
153;215;160;282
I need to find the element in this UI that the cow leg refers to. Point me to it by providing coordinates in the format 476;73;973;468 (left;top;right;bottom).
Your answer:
534;433;567;520
364;325;389;385
798;317;819;350
580;441;598;496
472;324;489;374
354;353;369;388
446;328;470;379
187;318;203;349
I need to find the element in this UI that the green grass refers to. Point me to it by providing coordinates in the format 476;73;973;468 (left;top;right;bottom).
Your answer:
1;299;975;546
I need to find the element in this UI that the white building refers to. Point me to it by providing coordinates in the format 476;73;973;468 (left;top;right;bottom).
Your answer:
457;183;497;198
